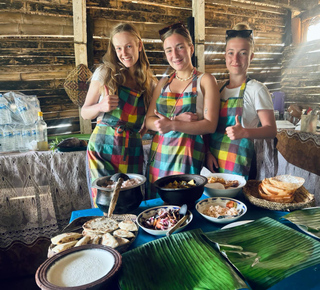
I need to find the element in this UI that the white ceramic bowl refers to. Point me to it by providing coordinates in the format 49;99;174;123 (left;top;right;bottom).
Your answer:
137;205;193;236
203;173;246;198
196;197;247;224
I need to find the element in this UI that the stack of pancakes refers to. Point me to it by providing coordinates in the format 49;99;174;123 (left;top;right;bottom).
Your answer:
258;175;305;203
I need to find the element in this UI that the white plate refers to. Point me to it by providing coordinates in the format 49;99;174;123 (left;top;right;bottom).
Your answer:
196;197;247;224
221;220;254;229
137;205;193;236
296;224;320;239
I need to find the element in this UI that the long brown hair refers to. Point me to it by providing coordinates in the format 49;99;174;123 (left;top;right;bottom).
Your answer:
99;23;156;109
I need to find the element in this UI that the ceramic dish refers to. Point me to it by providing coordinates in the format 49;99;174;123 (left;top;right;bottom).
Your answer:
196;197;247;224
137;205;193;236
202;173;246;198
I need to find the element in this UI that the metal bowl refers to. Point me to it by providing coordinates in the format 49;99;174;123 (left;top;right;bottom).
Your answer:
153;174;207;207
92;173;146;214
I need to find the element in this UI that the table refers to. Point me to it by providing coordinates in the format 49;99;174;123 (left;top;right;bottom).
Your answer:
70;193;320;290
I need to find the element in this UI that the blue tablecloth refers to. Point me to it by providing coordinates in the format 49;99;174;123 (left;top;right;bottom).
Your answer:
70;192;320;290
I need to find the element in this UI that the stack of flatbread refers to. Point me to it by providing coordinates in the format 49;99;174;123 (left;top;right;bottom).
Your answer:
258;175;305;203
50;217;138;255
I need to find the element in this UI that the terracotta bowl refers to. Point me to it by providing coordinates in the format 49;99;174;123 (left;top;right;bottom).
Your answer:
35;244;122;290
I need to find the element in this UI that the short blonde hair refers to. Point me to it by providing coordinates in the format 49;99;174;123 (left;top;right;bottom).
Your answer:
227;22;254;50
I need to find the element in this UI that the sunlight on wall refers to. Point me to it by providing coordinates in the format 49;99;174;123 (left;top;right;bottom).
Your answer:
307;22;320;41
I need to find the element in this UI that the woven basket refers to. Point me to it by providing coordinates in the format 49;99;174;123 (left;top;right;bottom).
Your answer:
243;180;315;211
64;64;92;107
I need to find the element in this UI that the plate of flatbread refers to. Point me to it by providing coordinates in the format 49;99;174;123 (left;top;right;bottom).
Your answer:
48;214;138;258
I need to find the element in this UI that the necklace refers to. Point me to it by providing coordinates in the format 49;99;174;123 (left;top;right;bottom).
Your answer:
175;68;194;81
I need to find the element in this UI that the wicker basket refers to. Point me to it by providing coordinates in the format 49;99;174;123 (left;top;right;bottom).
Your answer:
243;180;315;211
63;64;92;107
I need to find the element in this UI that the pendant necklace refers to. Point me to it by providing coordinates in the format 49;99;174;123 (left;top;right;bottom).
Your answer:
175;68;194;81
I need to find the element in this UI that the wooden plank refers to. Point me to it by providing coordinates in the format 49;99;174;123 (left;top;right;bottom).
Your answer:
193;0;205;72
0;71;70;82
0;56;75;66
44;109;80;120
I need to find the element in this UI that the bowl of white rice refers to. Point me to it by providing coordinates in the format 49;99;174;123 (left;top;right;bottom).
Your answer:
35;244;122;290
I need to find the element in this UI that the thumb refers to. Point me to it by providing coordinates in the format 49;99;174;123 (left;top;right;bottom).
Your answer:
154;109;166;119
235;115;241;126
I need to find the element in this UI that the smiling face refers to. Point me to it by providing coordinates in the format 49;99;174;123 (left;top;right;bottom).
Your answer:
112;31;142;71
225;37;254;77
163;33;194;72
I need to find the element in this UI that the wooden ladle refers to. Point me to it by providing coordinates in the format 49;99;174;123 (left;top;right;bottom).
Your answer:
108;177;124;217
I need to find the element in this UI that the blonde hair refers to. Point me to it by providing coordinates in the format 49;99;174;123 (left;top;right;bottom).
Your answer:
99;23;156;109
228;22;254;50
160;24;193;47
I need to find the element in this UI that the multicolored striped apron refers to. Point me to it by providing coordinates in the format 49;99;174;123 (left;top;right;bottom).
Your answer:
148;70;205;198
87;85;145;206
209;79;254;180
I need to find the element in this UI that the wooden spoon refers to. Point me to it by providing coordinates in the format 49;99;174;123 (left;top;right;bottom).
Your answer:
108;177;124;217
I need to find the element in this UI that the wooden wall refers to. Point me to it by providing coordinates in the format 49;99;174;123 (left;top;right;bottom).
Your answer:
1;0;318;137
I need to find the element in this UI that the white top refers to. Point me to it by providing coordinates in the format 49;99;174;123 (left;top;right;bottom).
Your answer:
219;79;274;128
164;74;204;120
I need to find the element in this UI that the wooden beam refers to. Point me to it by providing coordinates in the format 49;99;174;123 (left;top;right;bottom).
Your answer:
72;0;92;134
192;0;205;72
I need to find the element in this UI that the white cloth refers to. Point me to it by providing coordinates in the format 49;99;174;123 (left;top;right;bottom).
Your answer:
165;74;205;120
219;79;274;128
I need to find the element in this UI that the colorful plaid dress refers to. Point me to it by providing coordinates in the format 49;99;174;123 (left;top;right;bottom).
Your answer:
148;71;205;192
87;85;145;206
209;79;254;180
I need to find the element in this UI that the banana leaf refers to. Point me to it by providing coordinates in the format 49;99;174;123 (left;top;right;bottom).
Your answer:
119;229;248;290
205;217;320;290
119;217;320;290
282;207;320;236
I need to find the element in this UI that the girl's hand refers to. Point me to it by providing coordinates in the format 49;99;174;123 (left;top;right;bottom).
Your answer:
174;112;198;122
99;94;119;112
153;110;172;134
226;115;245;140
206;151;219;172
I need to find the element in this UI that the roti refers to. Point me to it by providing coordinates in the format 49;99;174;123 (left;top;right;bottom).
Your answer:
101;233;119;248
83;217;119;234
118;220;138;232
51;232;83;245
74;235;91;247
113;229;135;238
52;241;78;253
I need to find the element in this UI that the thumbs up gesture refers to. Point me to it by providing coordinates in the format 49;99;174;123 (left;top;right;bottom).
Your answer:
154;109;172;134
225;115;244;140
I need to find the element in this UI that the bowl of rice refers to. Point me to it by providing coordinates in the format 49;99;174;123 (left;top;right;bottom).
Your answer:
196;197;247;224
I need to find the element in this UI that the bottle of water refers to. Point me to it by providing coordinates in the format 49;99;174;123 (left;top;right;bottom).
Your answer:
0;127;4;152
16;97;33;125
35;111;48;150
0;94;12;125
3;124;14;152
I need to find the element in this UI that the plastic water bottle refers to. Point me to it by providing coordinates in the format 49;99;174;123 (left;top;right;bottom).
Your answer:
0;127;4;152
0;94;12;125
35;111;48;150
16;97;33;125
3;124;14;152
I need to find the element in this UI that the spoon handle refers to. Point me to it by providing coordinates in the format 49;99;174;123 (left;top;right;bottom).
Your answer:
166;214;188;237
108;177;123;217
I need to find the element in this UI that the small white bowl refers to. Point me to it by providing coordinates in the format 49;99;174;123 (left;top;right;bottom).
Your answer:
137;205;193;236
196;197;247;224
203;173;246;198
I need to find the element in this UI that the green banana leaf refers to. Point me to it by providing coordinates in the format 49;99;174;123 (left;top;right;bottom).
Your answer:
282;207;320;236
205;217;320;290
119;229;248;290
119;217;320;290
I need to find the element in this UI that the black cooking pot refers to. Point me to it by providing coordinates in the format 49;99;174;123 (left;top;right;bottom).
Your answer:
92;173;146;214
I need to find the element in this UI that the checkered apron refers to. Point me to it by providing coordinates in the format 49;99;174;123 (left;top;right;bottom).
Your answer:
87;86;145;206
148;70;205;190
209;79;254;180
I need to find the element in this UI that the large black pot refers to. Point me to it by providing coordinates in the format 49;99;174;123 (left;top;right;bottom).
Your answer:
92;174;146;214
153;174;207;207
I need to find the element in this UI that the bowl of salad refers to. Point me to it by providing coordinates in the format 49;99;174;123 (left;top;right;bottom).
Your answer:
137;205;193;236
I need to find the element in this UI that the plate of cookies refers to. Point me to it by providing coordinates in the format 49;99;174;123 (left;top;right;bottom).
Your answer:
48;214;138;258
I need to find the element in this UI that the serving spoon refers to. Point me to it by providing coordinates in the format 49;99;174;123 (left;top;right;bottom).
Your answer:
166;204;188;237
